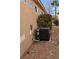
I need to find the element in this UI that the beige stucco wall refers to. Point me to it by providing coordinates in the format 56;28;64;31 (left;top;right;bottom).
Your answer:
20;0;44;57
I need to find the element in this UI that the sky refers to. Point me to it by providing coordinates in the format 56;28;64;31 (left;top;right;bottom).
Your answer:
40;0;59;16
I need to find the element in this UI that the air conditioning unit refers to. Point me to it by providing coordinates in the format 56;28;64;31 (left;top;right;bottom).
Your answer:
33;28;50;41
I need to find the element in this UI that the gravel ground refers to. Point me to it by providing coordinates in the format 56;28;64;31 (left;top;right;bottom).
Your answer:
21;26;59;59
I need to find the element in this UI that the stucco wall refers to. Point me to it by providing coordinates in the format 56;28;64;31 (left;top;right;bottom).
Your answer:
20;0;44;57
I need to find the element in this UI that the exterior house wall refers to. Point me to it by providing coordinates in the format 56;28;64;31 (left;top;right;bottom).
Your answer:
20;0;45;57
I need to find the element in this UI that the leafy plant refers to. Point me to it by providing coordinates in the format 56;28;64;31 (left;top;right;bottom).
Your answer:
37;14;52;29
53;19;59;26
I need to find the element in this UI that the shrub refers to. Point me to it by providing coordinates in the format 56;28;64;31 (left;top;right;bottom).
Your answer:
37;14;52;29
53;20;59;26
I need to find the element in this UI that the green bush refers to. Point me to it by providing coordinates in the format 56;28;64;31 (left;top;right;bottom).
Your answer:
37;14;52;29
